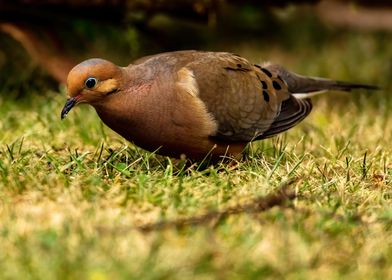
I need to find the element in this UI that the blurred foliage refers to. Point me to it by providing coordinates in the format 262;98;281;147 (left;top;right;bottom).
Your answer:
0;34;56;96
0;3;391;96
0;23;140;95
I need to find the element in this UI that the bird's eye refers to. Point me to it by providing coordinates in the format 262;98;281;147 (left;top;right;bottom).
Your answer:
85;77;97;89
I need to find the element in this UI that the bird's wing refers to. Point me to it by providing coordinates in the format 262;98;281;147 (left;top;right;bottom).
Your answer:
182;52;312;141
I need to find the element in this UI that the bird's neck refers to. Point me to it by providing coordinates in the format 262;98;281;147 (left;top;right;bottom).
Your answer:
93;80;164;148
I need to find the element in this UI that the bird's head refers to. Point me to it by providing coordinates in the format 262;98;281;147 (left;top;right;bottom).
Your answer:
61;58;123;119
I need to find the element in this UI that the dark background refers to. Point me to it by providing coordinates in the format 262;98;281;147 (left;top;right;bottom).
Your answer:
0;0;391;95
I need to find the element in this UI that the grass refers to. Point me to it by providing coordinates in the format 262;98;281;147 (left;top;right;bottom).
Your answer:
1;24;392;279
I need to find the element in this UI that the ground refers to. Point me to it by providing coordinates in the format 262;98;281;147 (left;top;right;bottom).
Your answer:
0;28;391;279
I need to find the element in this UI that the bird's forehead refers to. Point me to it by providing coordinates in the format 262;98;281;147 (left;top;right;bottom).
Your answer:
66;59;116;96
69;60;106;79
66;67;90;97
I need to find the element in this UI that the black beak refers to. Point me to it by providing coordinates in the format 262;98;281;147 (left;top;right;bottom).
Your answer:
61;97;77;119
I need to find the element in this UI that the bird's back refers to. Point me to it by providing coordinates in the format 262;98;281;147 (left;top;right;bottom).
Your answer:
131;51;310;142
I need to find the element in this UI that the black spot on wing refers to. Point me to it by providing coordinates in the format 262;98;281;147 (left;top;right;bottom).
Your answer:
261;68;272;78
255;64;273;77
272;80;282;90
224;66;250;72
255;72;269;90
262;90;270;102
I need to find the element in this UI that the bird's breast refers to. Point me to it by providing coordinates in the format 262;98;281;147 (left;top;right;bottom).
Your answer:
93;81;235;159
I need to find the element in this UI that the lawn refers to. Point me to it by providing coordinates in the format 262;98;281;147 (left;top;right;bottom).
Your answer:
0;26;391;279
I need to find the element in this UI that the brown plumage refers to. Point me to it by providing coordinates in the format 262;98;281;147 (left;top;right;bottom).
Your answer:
61;51;377;160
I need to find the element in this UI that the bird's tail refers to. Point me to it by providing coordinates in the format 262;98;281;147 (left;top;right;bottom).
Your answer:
265;64;379;99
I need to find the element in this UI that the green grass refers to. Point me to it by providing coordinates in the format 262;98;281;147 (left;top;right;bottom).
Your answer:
1;28;392;279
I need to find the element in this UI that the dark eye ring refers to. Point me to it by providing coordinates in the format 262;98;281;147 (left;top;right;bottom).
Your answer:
85;77;97;89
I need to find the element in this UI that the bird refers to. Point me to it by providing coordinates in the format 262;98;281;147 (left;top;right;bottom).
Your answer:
61;50;377;160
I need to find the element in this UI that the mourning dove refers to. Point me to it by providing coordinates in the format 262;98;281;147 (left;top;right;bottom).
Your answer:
61;51;377;160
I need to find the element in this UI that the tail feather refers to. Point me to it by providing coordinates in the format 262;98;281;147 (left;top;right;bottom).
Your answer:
265;64;379;98
328;80;379;91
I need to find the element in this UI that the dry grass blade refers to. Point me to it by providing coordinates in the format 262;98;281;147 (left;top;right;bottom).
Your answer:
98;177;299;234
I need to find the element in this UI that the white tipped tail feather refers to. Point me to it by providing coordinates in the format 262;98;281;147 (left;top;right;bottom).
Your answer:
264;64;379;99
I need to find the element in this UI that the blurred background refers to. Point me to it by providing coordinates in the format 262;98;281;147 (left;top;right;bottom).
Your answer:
0;0;391;95
1;2;392;278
